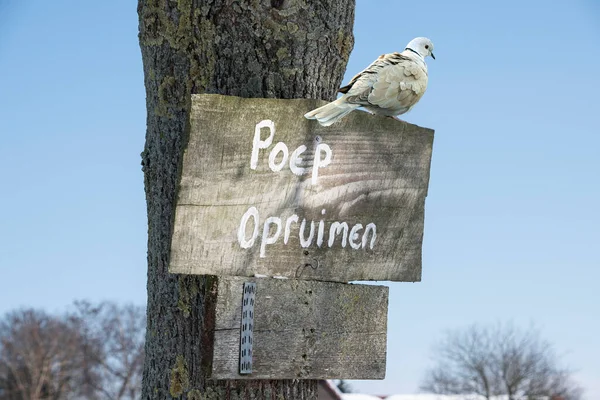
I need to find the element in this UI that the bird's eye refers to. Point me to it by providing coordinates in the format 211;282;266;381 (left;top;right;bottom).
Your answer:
425;45;429;49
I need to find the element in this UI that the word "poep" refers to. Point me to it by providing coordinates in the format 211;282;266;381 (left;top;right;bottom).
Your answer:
250;120;331;184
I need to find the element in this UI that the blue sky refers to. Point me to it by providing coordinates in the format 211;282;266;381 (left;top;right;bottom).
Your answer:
0;0;598;398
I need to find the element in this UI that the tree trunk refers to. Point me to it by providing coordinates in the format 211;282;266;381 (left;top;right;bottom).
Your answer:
137;1;355;399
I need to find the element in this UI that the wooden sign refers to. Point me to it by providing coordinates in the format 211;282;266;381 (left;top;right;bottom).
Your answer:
169;94;434;283
204;276;388;380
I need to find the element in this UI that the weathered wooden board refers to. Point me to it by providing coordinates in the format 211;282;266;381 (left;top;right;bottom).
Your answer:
205;276;388;380
169;94;434;282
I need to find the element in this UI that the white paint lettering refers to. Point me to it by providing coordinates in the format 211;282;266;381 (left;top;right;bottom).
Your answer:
238;207;259;248
362;223;377;249
328;221;349;248
268;142;289;172
242;119;379;256
237;208;377;254
317;209;326;247
289;144;307;176
311;143;332;185
260;216;282;257
284;214;299;244
299;218;315;248
349;223;363;250
250;120;275;170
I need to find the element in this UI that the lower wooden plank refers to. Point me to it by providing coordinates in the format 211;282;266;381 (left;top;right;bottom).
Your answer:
208;276;388;380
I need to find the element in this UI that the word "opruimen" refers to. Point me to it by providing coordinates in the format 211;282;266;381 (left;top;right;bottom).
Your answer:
238;207;377;257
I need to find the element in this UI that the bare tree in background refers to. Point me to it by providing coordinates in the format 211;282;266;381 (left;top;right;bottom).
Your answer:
420;323;583;400
71;301;146;400
0;309;87;400
0;302;146;400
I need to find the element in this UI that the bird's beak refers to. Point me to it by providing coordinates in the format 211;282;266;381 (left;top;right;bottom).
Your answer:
431;52;436;60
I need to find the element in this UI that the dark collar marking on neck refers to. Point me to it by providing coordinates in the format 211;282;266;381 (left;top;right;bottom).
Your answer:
405;47;421;56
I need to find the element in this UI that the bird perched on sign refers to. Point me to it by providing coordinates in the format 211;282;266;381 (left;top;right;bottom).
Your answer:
304;37;435;126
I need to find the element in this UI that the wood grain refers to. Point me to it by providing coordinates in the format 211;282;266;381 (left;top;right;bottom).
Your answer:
169;94;434;282
207;276;388;380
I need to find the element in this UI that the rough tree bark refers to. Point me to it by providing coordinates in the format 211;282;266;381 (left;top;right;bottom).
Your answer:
137;1;355;399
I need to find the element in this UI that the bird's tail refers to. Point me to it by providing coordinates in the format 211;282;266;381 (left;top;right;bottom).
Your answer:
304;98;359;127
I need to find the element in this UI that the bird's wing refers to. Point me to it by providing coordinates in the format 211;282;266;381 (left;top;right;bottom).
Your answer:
338;53;389;95
340;52;428;111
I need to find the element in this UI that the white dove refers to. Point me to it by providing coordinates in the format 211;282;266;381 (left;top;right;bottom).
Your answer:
304;37;435;126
